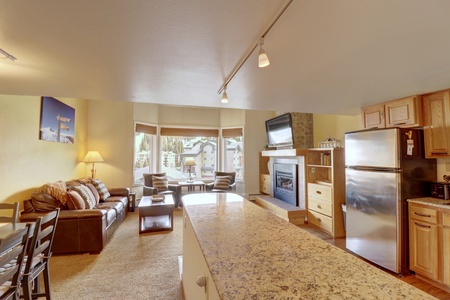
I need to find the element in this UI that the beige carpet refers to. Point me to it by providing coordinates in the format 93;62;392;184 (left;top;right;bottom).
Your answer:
49;209;184;300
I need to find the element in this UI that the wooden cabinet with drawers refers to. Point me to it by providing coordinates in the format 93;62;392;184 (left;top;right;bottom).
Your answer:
409;203;439;280
408;201;450;289
259;153;270;194
361;95;422;129
306;148;345;238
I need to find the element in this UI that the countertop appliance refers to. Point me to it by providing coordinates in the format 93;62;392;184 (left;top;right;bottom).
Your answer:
345;127;436;274
430;182;450;199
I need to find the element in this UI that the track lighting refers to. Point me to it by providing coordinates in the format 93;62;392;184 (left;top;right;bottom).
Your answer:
0;48;17;61
221;86;229;103
258;37;270;68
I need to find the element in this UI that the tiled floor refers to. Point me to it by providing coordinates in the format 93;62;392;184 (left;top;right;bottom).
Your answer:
299;224;450;300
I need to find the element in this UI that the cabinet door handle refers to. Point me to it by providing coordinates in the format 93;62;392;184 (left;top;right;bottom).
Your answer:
316;191;322;195
431;151;448;155
415;222;431;228
317;204;321;209
414;212;431;218
393;122;406;126
317;217;321;223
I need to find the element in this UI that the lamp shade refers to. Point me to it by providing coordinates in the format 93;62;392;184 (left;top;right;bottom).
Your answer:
258;49;270;68
83;151;104;163
185;157;196;166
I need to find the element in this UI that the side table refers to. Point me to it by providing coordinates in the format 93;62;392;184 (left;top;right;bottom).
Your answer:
129;192;136;212
178;181;206;193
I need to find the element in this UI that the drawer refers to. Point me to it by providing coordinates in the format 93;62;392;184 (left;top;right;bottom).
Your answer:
443;210;450;227
260;174;270;194
308;183;332;202
409;203;438;224
308;197;332;217
308;210;333;233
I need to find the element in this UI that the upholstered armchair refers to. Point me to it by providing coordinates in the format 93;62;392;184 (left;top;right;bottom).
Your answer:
205;171;236;192
143;173;182;207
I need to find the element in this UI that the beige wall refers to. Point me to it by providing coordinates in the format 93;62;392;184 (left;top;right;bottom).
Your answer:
0;95;88;205
86;100;135;188
313;114;362;147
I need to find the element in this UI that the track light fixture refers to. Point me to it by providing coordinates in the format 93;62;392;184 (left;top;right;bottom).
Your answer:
217;0;293;99
221;86;229;103
0;48;17;61
258;37;270;68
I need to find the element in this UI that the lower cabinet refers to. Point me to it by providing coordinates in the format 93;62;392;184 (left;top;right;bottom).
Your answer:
182;210;220;300
409;203;439;281
443;210;450;285
408;202;450;287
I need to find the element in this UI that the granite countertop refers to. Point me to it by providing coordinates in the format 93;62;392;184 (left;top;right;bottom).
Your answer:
407;197;450;209
183;193;436;300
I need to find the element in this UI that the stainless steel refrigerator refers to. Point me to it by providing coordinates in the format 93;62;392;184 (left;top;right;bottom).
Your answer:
345;127;436;274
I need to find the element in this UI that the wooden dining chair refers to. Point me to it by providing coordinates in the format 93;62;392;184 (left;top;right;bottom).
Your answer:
21;209;59;300
0;224;31;300
0;203;19;224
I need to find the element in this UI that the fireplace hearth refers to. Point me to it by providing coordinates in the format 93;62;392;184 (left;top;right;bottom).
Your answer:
273;159;298;207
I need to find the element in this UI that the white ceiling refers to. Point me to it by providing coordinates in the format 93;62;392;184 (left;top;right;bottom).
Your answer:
2;0;450;115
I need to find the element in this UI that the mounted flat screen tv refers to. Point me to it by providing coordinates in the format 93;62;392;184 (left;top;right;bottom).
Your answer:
265;113;294;148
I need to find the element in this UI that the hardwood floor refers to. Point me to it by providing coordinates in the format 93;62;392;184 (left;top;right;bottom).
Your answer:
311;228;450;300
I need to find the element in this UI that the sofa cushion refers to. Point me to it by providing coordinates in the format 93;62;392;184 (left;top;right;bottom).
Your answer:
69;185;96;209
66;190;86;210
30;191;62;212
213;176;231;190
91;179;111;201
86;183;100;205
152;176;168;191
41;180;68;205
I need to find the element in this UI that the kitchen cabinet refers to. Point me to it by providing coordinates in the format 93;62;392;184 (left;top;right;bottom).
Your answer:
443;210;450;285
306;148;345;237
422;90;450;158
408;203;439;281
182;210;220;300
361;95;422;129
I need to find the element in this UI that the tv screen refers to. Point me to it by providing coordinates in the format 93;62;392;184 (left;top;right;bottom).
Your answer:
265;113;294;148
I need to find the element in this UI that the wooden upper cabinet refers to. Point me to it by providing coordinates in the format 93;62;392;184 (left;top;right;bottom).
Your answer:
422;90;450;158
362;96;422;129
385;96;422;127
362;104;385;129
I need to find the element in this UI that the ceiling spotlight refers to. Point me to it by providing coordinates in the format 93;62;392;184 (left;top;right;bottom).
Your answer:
258;37;270;68
221;86;229;103
0;48;17;61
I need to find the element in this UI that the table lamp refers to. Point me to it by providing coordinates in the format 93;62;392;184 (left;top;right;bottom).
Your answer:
185;157;196;183
83;151;104;178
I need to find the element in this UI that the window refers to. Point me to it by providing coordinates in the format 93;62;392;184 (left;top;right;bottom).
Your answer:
222;128;244;181
134;123;156;184
160;127;219;181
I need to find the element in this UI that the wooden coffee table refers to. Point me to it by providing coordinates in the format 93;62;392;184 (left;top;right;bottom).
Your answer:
138;195;175;234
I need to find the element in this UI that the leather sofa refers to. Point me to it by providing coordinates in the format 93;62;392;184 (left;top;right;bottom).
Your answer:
20;182;130;255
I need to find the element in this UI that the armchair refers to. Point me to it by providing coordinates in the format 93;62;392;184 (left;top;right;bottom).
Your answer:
205;171;236;192
143;173;181;207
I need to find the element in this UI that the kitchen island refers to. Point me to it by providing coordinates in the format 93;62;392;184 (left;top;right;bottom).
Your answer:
182;193;436;299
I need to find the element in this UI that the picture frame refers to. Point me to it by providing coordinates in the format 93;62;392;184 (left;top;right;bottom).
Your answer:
39;96;75;143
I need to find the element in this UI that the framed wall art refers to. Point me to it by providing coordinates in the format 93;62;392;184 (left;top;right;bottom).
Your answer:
39;96;75;143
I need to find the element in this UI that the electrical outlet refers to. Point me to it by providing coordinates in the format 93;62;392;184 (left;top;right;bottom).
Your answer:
446;162;450;172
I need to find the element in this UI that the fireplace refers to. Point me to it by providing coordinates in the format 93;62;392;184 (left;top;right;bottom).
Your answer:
273;159;298;207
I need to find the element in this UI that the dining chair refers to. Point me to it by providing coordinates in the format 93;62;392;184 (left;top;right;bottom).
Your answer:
0;224;31;300
21;209;59;300
0;203;19;224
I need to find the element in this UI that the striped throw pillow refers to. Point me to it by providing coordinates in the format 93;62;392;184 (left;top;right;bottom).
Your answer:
91;179;111;202
213;176;231;190
152;176;168;192
69;185;96;209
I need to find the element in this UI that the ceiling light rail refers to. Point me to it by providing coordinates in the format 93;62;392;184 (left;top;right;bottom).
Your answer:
0;48;17;61
217;0;293;99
